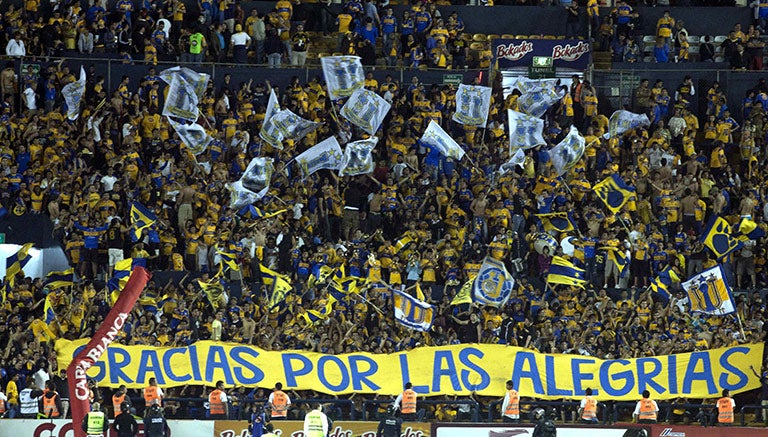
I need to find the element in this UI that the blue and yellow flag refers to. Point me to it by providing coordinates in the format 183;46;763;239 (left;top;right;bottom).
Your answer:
44;293;56;324
44;268;75;290
108;258;147;304
472;257;515;307
547;256;586;288
392;287;434;332
259;263;292;286
701;216;743;260
536;213;574;233
237;206;288;220
216;247;240;272
733;217;766;242
198;279;226;309
329;276;362;302
308;265;335;289
0;281;9;304
593;174;635;214
130;202;157;241
394;236;414;253
450;280;473;306
681;265;735;315
268;277;293;312
5;242;34;284
650;266;680;299
604;248;629;278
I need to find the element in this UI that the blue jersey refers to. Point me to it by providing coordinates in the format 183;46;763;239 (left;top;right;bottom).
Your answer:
382;15;397;34
75;222;109;248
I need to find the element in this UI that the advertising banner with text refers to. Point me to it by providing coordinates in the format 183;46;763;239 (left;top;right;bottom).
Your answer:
214;420;432;437
55;340;764;401
434;424;652;437
0;419;213;437
493;39;591;70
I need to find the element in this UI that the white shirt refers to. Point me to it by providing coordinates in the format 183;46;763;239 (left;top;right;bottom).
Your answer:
101;175;118;191
268;391;292;406
6;39;26;57
231;32;252;46
24;87;36;110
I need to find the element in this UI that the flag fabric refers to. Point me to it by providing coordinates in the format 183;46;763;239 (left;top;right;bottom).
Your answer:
227;157;274;208
130;202;158;241
340;88;391;135
295;137;344;179
701;216;744;260
160;66;210;121
44;293;56;324
198;279;226;309
682;265;735;315
339;137;378;176
421;120;465;160
259;88;281;145
61;67;86;120
307;264;335;289
301;300;335;326
508;77;560;94
216;247;240;272
507;109;546;150
44;268;75;290
548;126;585;176
451;280;473;305
391;287;434;332
499;148;526;174
329;276;362;303
452;84;493;127
394;236;414;253
517;86;566;118
5;243;34;284
536;213;574;233
108;258;147;303
268;277;293;312
607;110;651;138
650;266;680;300
547;256;586;288
168;118;212;155
605;248;629;278
472;257;515;307
259;108;321;149
593;174;636;214
733;217;766;241
321;56;365;100
237;206;288;219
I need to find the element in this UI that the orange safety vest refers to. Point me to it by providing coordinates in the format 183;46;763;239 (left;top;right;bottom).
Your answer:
144;386;161;407
209;389;226;415
638;399;657;421
43;395;60;417
717;397;734;423
0;397;5;413
581;396;597;420
113;393;125;417
401;389;417;414
271;390;288;417
504;389;519;417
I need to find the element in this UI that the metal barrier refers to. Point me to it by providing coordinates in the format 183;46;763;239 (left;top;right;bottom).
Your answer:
739;404;768;426
487;399;609;424
362;399;480;422
126;397;354;420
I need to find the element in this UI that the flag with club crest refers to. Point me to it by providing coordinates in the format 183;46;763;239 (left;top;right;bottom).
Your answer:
62;67;86;120
452;84;493;127
607;110;651;138
508;77;560;94
295;137;344;179
548;126;585;176
321;56;365;100
227;157;274;208
682;265;735;315
258;88;281;144
392;287;434;331
421;120;465;160
160;66;210;121
260;109;321;149
701;216;744;260
499;148;526;174
593;174;636;214
339;137;378;176
168;118;212;155
507;109;546;150
340;88;391;135
472;257;515;307
517;86;565;118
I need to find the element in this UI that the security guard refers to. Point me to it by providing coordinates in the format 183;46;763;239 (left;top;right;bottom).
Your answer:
633;390;659;424
578;387;598;423
143;401;170;437
112;385;127;418
500;380;520;423
717;389;735;426
268;382;290;420
209;380;229;420
41;380;63;419
112;402;138;437
82;402;109;437
143;377;163;408
394;382;417;421
303;404;329;437
377;405;403;437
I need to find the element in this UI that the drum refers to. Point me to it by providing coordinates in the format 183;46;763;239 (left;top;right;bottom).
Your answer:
560;236;576;256
533;232;558;255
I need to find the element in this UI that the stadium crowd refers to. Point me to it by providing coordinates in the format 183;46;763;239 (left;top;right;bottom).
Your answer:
0;0;767;426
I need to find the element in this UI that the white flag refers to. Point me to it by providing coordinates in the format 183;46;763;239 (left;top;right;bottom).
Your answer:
472;257;515;307
295;137;344;179
499;148;526;174
61;67;86;121
607;110;651;138
421;120;465;160
508;77;560;94
168;118;212;155
227;157;274;208
339;137;378;176
263;88;280;125
340;88;391;135
452;84;493;127
228;180;267;209
549;126;586;176
518;86;565;118
160;66;210;122
260;108;320;149
507;109;545;150
321;56;365;100
681;265;735;316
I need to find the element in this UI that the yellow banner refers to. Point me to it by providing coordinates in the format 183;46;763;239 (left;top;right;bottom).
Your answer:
213;420;431;437
55;340;763;401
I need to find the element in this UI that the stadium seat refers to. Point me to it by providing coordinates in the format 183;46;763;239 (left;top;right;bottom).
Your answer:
472;33;487;42
529;35;542;39
461;33;473;41
643;35;656;45
687;35;700;44
470;42;485;51
714;35;728;43
714;55;725;62
689;45;700;54
643;56;654;63
501;34;515;39
543;35;557;40
487;34;500;41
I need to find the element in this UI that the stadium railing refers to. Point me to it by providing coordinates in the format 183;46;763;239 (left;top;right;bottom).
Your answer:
363;398;481;422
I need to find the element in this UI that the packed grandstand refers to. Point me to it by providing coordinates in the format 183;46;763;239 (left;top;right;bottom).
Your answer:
0;0;767;434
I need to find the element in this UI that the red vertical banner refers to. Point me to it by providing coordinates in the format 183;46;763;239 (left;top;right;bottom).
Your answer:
67;267;151;437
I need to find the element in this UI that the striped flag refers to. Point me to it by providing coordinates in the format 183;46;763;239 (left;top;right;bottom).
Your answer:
392;287;434;331
547;256;586;288
44;268;75;290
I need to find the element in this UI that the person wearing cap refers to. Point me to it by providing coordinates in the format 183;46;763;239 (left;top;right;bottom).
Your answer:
231;23;252;63
82;402;109;437
112;401;138;437
303;404;329;437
